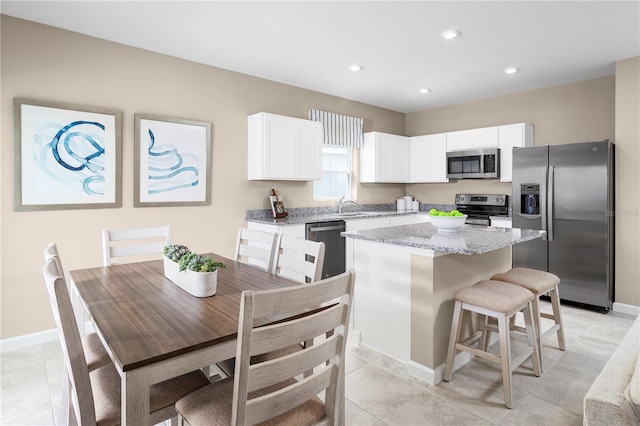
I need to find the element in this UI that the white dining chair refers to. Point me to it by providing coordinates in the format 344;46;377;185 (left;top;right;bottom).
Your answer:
234;227;278;272
43;256;210;426
175;270;355;426
102;225;170;266
44;243;113;425
272;235;325;283
44;243;111;370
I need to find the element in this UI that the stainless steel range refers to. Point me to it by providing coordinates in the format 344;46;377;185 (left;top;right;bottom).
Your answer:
454;193;509;226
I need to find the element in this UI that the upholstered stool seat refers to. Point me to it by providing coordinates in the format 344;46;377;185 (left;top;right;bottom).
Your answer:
491;267;566;372
444;280;541;409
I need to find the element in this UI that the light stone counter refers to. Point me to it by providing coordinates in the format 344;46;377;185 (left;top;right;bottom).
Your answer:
341;222;544;256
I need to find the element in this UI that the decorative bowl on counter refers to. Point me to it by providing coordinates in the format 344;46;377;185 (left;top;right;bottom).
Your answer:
429;214;468;233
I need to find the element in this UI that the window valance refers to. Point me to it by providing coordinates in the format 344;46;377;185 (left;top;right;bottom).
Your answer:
308;109;364;148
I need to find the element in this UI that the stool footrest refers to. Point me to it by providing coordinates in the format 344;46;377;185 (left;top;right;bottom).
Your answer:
511;347;535;373
540;312;555;321
460;330;483;347
455;343;501;365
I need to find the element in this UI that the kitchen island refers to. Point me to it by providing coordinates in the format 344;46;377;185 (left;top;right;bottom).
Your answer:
341;223;545;384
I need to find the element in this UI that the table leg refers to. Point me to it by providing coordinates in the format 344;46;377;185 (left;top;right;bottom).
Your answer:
122;367;150;426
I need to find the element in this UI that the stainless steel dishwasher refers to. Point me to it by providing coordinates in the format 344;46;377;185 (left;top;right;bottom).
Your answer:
305;220;346;280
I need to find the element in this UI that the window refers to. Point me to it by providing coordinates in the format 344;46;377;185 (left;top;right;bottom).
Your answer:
313;145;352;200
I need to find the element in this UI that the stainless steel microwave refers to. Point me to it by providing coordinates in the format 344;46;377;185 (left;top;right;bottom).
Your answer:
446;148;500;179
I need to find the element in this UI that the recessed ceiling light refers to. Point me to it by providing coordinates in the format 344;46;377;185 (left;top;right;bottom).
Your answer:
441;30;461;40
419;88;431;94
349;64;364;72
504;67;520;74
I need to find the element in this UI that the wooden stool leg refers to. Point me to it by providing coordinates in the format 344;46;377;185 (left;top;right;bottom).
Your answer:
530;295;543;371
480;314;491;351
444;301;464;381
523;303;542;377
497;313;513;409
550;286;566;350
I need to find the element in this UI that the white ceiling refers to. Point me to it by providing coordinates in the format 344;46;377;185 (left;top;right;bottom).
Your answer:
2;1;639;113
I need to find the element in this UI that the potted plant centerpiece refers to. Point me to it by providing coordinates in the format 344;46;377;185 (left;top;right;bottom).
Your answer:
163;245;225;297
163;244;191;283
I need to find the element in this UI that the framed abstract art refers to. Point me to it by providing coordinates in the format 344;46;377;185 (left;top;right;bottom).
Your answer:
14;98;122;211
134;113;212;207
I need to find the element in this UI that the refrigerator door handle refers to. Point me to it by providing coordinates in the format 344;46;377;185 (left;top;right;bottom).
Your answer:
541;166;548;241
547;165;554;241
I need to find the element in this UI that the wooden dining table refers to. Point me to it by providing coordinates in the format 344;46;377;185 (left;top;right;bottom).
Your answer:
69;253;299;426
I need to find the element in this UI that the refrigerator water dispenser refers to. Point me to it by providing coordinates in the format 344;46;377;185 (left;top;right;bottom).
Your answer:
520;184;540;215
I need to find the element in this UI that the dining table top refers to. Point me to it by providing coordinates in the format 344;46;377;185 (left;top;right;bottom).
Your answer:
70;253;298;372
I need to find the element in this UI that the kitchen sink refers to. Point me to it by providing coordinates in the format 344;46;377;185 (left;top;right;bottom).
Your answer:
338;211;388;217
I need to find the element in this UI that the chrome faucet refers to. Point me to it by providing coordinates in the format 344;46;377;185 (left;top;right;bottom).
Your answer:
338;195;358;213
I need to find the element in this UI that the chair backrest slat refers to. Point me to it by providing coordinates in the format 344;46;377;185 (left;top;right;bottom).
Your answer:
232;270;355;426
251;304;346;356
248;333;340;392
272;235;325;283
235;228;278;272
246;365;335;425
102;225;170;266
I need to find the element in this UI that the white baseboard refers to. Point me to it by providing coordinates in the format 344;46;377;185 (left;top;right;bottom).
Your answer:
407;349;476;386
0;321;95;353
613;302;640;317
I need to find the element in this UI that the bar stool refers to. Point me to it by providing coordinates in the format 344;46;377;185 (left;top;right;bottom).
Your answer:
444;280;541;409
491;267;566;372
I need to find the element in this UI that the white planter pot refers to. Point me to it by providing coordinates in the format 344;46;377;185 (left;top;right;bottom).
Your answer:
163;256;218;297
183;269;218;297
163;256;181;283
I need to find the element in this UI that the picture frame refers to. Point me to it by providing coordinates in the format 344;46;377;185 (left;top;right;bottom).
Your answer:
14;98;122;211
134;113;212;207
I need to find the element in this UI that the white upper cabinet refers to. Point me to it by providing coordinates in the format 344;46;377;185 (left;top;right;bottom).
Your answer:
360;132;409;183
498;123;533;182
446;126;499;151
408;133;449;183
248;112;323;180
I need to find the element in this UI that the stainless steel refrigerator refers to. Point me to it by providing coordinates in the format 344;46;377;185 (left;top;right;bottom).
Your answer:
512;141;615;311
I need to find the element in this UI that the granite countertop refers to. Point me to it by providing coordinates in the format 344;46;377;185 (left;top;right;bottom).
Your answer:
341;223;545;255
245;203;453;225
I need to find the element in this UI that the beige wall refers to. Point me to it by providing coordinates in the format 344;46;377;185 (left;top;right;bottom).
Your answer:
405;76;616;204
614;57;640;307
0;16;405;338
1;16;636;339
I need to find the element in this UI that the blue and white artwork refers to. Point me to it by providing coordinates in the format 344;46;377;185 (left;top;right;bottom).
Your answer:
18;101;119;209
137;117;209;205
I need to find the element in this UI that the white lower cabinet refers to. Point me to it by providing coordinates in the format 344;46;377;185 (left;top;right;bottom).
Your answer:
490;218;513;228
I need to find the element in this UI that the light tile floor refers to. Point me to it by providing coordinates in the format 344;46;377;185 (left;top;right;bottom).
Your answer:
1;301;636;425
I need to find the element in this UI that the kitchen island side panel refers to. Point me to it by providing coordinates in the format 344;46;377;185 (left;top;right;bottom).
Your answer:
352;239;428;362
410;247;512;371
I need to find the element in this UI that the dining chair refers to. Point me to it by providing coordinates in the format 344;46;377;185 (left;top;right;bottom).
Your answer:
272;235;325;284
102;225;171;266
44;243;111;372
43;256;210;426
234;227;278;272
175;270;355;426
